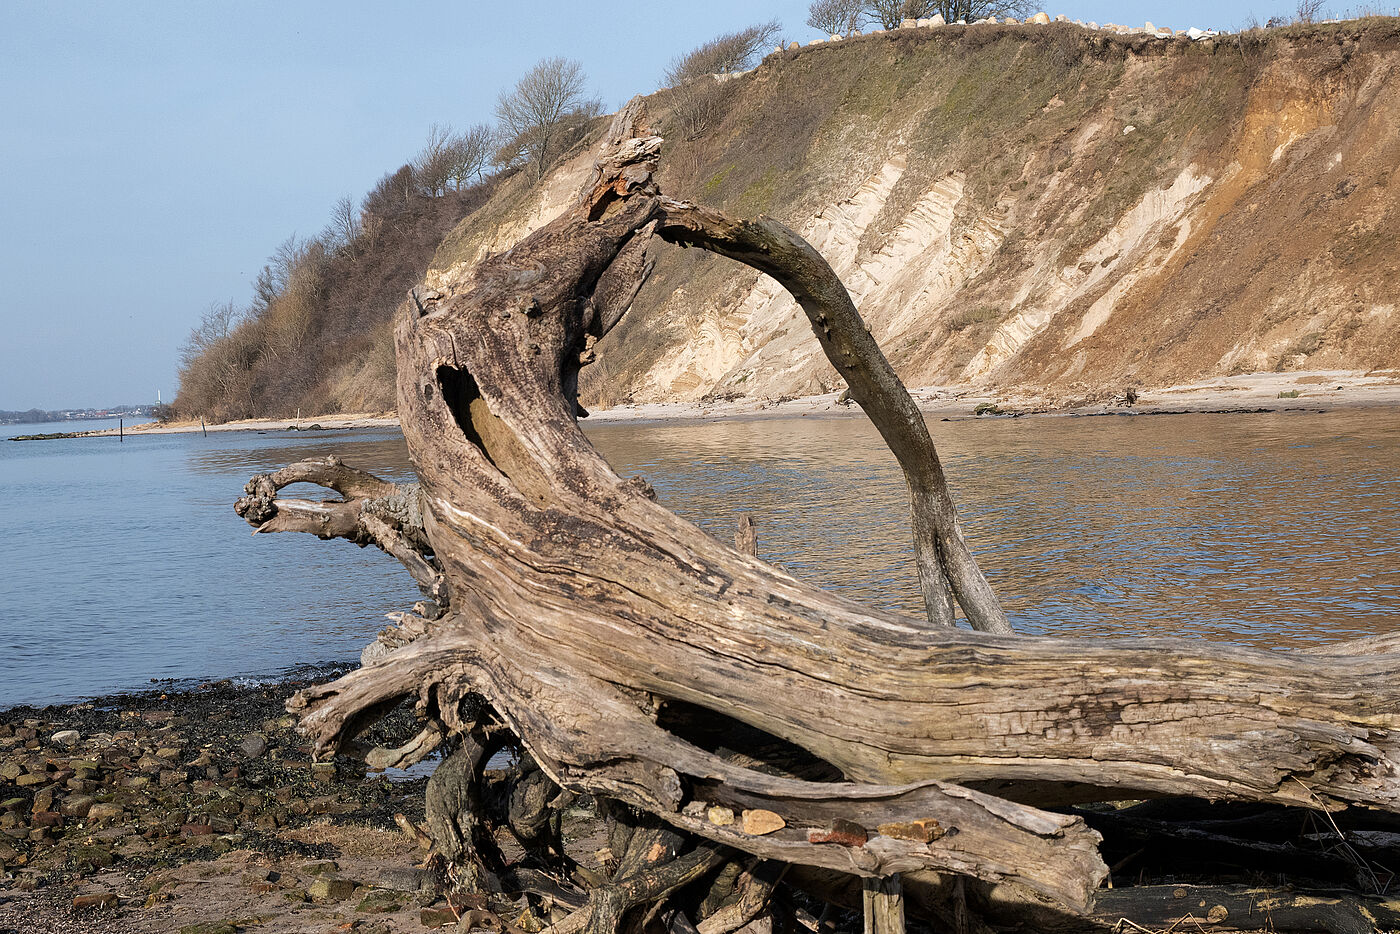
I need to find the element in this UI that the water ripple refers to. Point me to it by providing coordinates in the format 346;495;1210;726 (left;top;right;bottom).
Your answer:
2;410;1397;707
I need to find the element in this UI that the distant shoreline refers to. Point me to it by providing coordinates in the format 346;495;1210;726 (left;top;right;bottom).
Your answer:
54;369;1400;440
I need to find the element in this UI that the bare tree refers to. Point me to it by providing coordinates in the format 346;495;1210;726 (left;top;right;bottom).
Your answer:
251;265;279;313
488;128;527;173
175;301;262;421
808;0;866;34
361;164;417;228
929;0;1034;23
248;234;308;313
494;57;591;182
866;0;939;27
852;0;1029;26
413;123;458;196
323;195;361;252
663;20;783;86
447;123;492;190
1294;0;1324;22
394;163;417;203
179;301;242;370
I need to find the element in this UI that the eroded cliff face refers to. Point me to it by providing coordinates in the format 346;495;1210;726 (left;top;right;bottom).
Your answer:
428;20;1400;407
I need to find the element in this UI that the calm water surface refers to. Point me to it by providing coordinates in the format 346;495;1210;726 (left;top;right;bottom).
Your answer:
1;410;1397;707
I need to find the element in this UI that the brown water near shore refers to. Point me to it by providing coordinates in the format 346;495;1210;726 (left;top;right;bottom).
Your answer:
4;407;1399;712
589;407;1400;648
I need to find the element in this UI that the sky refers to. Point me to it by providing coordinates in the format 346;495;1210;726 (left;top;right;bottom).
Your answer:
1;0;1297;411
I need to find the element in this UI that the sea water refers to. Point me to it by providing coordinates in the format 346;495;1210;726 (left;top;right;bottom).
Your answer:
1;409;1397;707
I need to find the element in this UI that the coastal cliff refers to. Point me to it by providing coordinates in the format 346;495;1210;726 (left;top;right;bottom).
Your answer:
428;19;1400;409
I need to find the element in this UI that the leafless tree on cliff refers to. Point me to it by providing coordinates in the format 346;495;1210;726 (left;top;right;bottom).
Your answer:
361;165;416;226
808;0;866;35
323;195;362;253
448;123;493;190
413;123;459;196
664;79;732;142
175;301;260;421
931;0;1034;23
1294;0;1324;23
853;0;1033;26
495;57;592;182
661;21;782;145
663;21;783;85
413;123;493;195
179;301;241;369
864;0;939;27
237;101;1400;933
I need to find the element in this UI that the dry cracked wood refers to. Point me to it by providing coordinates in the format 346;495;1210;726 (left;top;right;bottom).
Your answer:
242;101;1400;919
235;456;446;610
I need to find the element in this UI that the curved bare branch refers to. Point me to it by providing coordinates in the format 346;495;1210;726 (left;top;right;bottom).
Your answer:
235;455;447;606
653;201;1011;634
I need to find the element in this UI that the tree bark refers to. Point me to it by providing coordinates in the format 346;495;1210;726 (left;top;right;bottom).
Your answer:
240;99;1400;928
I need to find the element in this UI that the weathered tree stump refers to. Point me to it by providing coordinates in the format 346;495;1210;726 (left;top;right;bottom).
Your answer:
236;100;1400;931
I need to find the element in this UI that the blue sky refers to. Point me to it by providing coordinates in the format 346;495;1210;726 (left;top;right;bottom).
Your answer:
1;0;1299;410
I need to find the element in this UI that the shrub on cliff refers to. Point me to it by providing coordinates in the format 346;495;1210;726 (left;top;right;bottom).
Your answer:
663;21;783;86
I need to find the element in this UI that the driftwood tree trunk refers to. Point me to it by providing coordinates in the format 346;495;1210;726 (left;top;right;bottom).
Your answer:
237;102;1400;931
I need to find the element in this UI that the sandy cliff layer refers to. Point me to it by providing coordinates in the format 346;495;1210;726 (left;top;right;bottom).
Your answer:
428;20;1400;408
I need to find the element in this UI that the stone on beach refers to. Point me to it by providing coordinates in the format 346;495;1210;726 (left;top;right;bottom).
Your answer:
86;802;125;821
741;808;786;835
877;817;945;842
308;875;358;902
807;818;868;846
238;732;268;758
59;794;95;817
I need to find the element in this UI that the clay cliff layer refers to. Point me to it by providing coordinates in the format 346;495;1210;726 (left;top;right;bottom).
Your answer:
427;20;1400;407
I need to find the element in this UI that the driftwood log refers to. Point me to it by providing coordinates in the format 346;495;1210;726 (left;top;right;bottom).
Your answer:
236;102;1400;932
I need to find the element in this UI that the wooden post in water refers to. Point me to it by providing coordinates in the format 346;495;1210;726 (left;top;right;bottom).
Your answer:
201;418;207;437
119;417;123;443
863;875;905;934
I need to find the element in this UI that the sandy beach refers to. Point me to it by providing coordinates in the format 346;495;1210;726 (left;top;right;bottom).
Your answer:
79;369;1400;439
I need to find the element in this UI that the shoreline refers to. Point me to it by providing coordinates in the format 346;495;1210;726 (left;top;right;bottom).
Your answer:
0;677;437;933
66;369;1400;439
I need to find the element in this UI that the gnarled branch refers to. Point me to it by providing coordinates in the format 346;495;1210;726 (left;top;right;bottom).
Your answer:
235;454;447;608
